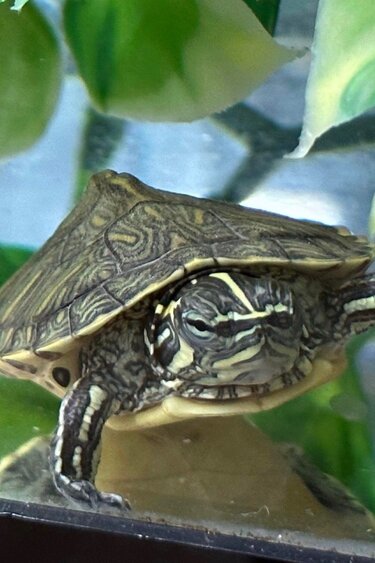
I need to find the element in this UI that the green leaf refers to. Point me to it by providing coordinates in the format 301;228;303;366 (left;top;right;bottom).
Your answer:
0;246;59;458
0;1;61;157
64;0;295;122
292;0;375;157
0;245;33;286
241;0;280;34
0;376;59;458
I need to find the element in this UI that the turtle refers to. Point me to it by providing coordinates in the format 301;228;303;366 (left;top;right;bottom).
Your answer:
0;169;375;510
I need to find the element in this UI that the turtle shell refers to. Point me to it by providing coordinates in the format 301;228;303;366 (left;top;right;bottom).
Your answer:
0;170;373;407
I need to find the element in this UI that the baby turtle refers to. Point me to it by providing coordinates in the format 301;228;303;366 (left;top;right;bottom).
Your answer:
0;170;374;508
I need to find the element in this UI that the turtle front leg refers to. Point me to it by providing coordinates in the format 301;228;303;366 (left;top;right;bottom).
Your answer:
50;376;129;509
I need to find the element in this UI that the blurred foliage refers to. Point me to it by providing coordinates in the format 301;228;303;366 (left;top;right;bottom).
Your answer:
251;331;375;512
63;0;293;121
0;0;291;152
0;246;59;457
0;245;33;286
0;1;61;157
292;0;375;157
0;0;374;154
0;376;59;458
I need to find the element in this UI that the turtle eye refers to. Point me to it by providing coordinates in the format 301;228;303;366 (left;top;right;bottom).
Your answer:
184;317;213;338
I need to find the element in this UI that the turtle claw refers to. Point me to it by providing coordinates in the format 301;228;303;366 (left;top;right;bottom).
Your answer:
55;474;130;511
95;489;130;510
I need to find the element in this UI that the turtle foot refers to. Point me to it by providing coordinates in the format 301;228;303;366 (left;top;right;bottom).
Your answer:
54;474;131;511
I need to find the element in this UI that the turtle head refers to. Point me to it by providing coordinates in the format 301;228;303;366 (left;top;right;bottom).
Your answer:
149;271;304;395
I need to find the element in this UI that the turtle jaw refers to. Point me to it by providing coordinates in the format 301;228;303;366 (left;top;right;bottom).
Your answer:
208;333;302;385
184;347;299;389
157;345;314;402
149;324;306;399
